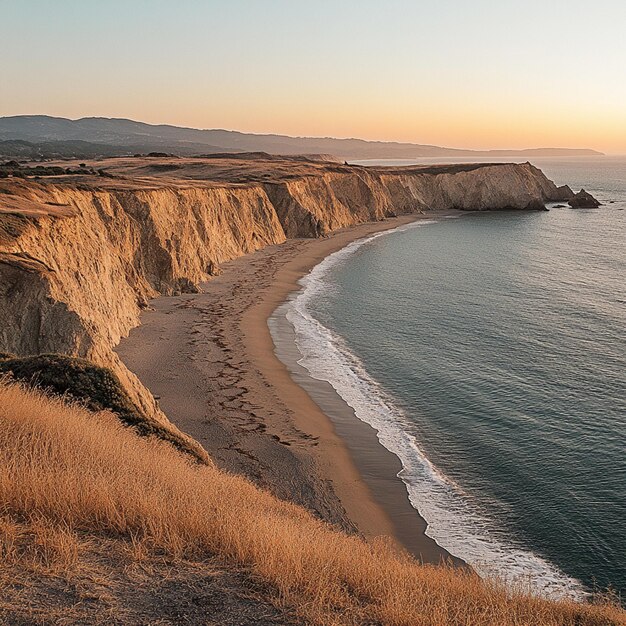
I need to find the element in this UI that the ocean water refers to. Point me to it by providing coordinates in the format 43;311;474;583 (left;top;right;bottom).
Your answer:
278;157;626;599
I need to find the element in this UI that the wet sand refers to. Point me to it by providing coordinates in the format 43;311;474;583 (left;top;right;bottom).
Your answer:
117;212;464;566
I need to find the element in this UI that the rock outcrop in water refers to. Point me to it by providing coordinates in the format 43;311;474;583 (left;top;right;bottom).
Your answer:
554;184;575;201
0;156;575;437
568;189;601;208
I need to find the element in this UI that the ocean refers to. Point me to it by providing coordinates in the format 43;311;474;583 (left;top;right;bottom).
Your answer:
272;157;626;600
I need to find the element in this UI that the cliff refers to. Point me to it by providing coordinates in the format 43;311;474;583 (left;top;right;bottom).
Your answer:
0;157;572;441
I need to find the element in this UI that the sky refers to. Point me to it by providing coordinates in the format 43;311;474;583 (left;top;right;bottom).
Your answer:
1;0;625;153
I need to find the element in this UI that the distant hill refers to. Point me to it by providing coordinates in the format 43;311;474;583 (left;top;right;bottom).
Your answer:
0;138;233;159
0;115;604;159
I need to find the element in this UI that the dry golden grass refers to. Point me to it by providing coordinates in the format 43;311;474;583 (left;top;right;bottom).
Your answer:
0;381;623;626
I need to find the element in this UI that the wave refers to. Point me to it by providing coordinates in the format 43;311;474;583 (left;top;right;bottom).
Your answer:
277;220;587;600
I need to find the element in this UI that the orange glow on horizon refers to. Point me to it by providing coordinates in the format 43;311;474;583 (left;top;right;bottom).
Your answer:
87;101;623;155
7;93;624;154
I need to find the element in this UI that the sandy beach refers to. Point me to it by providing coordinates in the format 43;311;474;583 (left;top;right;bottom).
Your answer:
116;212;463;566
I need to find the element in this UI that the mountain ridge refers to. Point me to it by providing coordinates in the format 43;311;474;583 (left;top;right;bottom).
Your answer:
0;115;604;159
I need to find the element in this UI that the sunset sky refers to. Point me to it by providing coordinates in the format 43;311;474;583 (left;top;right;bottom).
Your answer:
2;0;625;153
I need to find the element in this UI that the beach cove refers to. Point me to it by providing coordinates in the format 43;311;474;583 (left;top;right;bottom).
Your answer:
116;213;464;566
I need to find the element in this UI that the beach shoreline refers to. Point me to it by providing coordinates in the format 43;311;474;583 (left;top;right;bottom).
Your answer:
116;211;464;566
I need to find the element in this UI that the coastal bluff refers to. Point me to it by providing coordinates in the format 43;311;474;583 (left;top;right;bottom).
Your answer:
0;156;572;441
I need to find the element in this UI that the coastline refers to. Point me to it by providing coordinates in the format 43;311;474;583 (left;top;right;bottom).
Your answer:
116;211;464;566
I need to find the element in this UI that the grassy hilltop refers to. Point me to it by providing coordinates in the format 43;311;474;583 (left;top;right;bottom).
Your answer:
0;381;623;625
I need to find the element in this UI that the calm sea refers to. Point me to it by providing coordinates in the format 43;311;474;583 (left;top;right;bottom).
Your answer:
281;157;626;599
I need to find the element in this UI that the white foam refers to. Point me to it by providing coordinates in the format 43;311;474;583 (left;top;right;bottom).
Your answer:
278;220;587;600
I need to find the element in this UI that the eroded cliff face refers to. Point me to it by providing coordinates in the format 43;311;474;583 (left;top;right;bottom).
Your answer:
263;162;566;237
0;180;288;424
0;160;568;432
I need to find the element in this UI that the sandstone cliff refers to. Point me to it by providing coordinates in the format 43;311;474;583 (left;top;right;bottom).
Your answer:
0;157;571;441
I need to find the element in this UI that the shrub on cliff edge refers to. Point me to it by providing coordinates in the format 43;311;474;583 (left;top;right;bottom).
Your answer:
0;353;206;464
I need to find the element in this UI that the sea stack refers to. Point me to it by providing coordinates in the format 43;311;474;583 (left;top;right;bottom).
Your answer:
568;189;601;208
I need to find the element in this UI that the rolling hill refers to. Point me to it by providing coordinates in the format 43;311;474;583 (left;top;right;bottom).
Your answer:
0;115;604;159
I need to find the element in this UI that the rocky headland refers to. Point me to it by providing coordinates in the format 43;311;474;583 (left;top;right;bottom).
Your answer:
0;156;581;461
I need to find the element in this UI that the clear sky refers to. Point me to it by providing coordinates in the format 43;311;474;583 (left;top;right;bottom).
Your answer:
2;0;625;153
